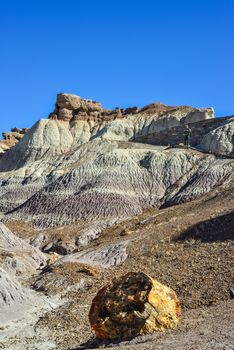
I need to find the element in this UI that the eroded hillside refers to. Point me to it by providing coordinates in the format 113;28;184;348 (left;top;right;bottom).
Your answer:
0;93;233;350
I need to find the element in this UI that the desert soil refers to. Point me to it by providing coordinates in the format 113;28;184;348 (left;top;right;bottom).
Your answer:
2;179;234;350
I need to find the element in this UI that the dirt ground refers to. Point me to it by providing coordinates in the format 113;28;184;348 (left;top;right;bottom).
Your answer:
14;179;232;350
1;177;233;349
76;300;234;350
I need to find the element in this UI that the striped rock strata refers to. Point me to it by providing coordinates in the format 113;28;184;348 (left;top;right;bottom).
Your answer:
0;93;233;230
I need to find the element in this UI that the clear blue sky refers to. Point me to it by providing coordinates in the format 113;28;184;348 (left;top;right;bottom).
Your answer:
0;0;233;132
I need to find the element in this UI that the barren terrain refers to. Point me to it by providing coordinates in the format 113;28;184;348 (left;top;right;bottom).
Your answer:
1;177;232;350
0;94;233;349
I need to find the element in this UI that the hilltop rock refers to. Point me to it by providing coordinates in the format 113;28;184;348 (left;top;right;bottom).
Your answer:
0;94;216;170
56;93;102;112
0;93;232;229
0;127;29;155
89;272;180;340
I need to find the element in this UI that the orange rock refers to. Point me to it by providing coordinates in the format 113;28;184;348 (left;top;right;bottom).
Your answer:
47;252;59;266
89;272;180;340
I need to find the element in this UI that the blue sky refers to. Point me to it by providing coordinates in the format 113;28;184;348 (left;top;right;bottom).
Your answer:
0;0;233;132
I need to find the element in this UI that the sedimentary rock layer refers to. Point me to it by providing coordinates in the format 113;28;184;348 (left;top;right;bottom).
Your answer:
0;93;233;228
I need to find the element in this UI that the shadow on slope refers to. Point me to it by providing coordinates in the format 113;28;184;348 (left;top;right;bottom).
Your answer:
72;336;135;349
176;211;234;242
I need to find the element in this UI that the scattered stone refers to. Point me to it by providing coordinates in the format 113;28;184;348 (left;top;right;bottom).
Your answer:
89;272;180;340
230;288;234;299
47;252;60;266
76;263;99;277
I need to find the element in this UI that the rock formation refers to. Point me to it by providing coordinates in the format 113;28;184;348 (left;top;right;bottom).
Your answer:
0;127;29;155
0;92;213;170
198;118;234;155
0;93;232;231
56;241;129;268
1;140;232;229
0;92;233;350
89;272;180;340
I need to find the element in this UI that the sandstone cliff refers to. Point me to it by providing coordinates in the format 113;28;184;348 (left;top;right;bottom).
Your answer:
0;127;29;156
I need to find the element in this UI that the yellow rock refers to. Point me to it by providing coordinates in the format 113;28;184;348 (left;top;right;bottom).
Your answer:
89;272;180;340
47;252;59;266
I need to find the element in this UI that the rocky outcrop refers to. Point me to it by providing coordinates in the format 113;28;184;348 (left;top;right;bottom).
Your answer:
0;127;29;155
0;94;215;171
1;93;233;350
56;93;101;112
198;118;234;156
89;272;180;340
135;116;233;149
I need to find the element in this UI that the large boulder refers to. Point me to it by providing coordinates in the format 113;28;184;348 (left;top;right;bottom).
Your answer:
89;272;180;340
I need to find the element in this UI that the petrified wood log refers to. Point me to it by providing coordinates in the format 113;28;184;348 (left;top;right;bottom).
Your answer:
89;272;180;340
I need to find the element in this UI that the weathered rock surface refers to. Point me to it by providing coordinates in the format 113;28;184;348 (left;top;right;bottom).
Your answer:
0;127;29;155
1;92;233;350
2;140;233;228
0;223;46;312
0;268;33;307
0;93;232;230
198;118;234;155
56;241;129;268
0;221;27;249
32;261;97;295
89;272;180;340
0;222;46;275
0;94;215;169
56;93;102;112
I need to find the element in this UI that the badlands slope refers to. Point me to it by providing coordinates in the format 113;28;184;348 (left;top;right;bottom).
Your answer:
0;93;233;231
0;93;233;349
